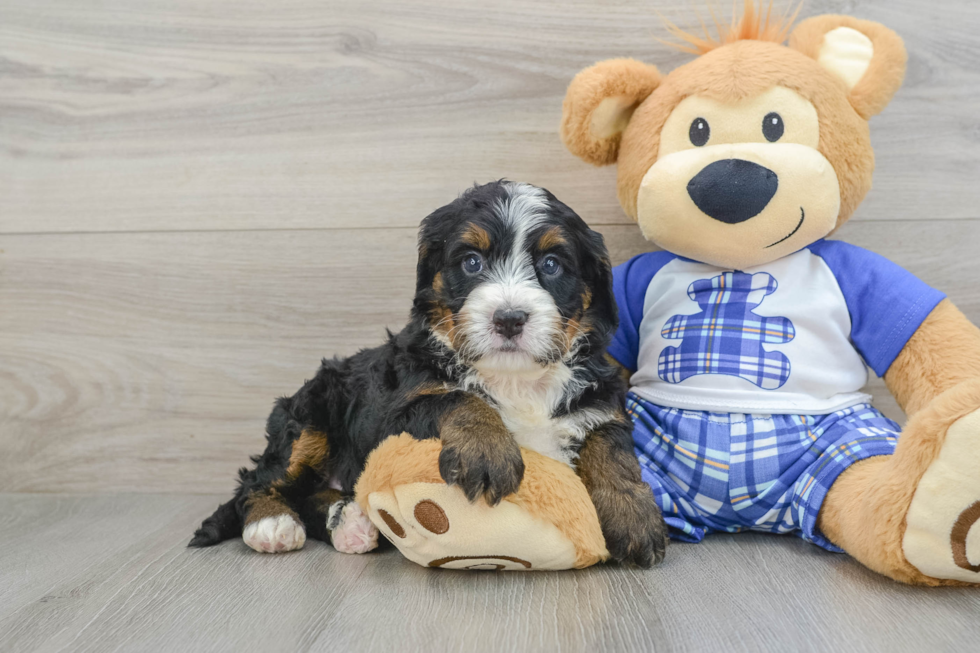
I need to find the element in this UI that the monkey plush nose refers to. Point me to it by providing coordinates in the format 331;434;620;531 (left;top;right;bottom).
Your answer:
687;159;779;224
493;310;528;339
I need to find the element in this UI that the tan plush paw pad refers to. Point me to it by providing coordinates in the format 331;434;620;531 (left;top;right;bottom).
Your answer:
904;407;980;582
363;483;579;571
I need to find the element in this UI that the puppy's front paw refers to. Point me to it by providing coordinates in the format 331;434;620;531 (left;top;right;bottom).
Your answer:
243;514;306;553
606;515;669;569
438;439;525;506
594;487;668;568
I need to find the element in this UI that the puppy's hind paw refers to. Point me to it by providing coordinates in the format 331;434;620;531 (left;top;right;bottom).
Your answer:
329;500;379;554
243;514;306;553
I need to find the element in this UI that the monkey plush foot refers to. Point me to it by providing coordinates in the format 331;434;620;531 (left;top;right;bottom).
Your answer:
354;434;608;571
903;407;980;583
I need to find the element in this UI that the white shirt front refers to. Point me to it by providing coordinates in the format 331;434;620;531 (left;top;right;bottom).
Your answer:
629;249;871;414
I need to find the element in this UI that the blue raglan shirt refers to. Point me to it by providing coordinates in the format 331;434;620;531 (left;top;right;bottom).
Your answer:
609;240;945;414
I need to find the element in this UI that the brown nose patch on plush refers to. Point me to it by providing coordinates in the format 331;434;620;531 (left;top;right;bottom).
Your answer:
414;500;450;534
951;500;980;573
377;509;406;538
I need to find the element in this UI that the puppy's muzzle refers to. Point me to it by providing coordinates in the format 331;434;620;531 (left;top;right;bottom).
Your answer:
493;309;528;340
687;159;779;224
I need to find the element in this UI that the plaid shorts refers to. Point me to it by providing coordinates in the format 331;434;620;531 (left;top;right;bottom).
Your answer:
627;393;900;552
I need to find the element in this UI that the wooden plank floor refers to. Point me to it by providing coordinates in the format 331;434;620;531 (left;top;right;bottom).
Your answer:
1;494;979;653
2;0;980;650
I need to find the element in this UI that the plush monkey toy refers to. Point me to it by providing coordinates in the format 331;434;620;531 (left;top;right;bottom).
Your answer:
559;5;980;585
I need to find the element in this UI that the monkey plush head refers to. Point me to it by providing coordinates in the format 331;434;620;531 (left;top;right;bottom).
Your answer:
561;5;907;270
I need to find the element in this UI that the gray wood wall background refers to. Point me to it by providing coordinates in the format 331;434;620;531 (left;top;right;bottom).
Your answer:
2;0;978;495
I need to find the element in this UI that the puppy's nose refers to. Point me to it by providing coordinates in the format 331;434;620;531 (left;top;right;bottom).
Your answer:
493;310;528;339
687;159;778;224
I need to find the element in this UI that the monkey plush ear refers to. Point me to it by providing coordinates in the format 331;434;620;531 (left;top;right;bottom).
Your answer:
560;59;661;166
790;15;907;119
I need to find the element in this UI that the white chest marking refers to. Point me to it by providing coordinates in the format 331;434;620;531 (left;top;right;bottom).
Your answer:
464;361;615;466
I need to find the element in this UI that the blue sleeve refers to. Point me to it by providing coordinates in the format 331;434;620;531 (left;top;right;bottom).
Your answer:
808;240;946;377
608;251;677;371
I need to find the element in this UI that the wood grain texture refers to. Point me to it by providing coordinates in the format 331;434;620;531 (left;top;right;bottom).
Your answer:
2;1;980;644
2;220;977;493
0;228;419;493
2;0;979;234
1;493;978;653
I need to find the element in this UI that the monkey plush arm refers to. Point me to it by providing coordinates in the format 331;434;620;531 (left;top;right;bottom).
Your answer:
884;299;980;416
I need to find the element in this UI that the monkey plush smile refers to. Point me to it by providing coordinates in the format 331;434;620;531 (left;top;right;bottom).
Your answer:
766;208;805;249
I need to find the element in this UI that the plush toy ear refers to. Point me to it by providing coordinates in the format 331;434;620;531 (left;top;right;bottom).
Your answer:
560;59;661;166
789;15;907;119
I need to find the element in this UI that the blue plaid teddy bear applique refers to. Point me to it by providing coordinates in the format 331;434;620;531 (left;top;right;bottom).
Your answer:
658;271;796;390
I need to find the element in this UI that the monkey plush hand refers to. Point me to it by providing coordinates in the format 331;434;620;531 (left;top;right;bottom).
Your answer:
561;6;980;585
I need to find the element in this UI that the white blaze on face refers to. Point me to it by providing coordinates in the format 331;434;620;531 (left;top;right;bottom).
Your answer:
457;183;564;372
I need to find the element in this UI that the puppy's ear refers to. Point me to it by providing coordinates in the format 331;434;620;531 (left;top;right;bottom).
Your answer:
414;206;452;297
579;229;618;343
790;15;906;119
561;59;661;166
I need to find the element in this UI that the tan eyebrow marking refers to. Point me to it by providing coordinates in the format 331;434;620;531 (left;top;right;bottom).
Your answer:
538;226;567;250
461;223;491;250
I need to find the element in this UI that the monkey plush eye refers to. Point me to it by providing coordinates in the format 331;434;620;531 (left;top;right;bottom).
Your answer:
763;112;784;142
689;117;710;147
540;255;562;276
462;253;483;274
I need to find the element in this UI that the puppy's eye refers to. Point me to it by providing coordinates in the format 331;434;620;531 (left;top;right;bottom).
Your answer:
461;253;483;275
540;255;561;276
689;117;710;147
763;112;784;142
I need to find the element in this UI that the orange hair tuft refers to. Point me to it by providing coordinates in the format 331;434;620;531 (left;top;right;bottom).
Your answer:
659;1;804;55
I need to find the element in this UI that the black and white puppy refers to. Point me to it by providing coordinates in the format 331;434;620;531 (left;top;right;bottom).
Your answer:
190;181;668;567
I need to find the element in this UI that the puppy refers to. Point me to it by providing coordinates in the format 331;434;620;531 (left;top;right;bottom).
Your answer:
190;181;668;567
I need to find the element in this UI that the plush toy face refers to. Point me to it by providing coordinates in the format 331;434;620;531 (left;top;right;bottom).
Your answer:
634;64;840;267
562;12;908;270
